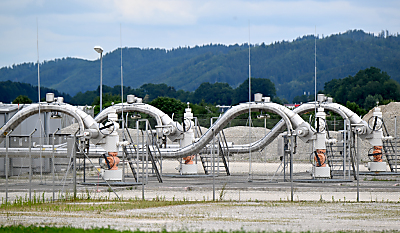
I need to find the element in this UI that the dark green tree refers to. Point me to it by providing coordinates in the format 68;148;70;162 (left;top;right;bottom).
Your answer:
292;94;314;104
272;96;289;105
324;67;400;110
233;78;276;104
149;97;186;117
0;80;71;103
140;83;178;100
12;95;32;104
192;82;234;105
364;94;383;110
92;93;122;115
345;101;367;116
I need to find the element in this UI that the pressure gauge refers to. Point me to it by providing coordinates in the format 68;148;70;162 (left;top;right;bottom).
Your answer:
367;116;383;131
183;117;192;131
314;117;326;133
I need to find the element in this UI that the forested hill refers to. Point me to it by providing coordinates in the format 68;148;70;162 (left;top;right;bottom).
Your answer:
1;29;399;101
0;80;72;103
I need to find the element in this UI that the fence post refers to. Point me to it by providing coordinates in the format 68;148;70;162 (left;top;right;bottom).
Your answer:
73;132;77;200
290;134;294;202
52;128;60;201
5;130;13;205
395;116;398;173
29;129;37;202
356;131;360;202
343;119;347;179
212;129;215;201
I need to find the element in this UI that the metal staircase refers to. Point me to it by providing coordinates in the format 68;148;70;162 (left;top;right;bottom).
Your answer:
383;140;400;172
200;129;230;176
326;124;356;179
122;119;163;183
193;117;230;175
123;144;139;181
382;122;400;173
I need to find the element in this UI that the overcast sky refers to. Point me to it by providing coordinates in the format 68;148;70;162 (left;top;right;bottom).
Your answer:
0;0;399;68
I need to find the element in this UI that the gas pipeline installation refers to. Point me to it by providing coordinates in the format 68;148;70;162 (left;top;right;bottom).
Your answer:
0;92;399;201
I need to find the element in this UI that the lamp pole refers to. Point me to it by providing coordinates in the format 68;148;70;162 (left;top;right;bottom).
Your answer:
94;46;103;112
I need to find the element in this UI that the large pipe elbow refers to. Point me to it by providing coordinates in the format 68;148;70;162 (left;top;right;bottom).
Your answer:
0;103;87;142
96;103;184;139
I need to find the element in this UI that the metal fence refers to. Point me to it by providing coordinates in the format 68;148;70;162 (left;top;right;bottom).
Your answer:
0;117;399;205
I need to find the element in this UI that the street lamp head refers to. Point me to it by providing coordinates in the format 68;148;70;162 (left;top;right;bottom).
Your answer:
94;46;103;54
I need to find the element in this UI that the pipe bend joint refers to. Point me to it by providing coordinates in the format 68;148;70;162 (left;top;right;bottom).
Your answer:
355;125;367;135
162;125;175;135
83;128;100;139
296;126;309;137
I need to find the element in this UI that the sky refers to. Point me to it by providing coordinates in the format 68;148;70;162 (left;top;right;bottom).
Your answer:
0;0;399;68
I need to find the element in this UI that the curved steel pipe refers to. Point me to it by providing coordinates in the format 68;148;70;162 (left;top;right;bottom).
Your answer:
164;102;296;157
0;103;97;143
95;102;314;157
227;101;368;155
95;103;164;126
95;103;185;138
293;102;368;133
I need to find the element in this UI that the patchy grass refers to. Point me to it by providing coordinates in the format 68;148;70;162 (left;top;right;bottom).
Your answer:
0;225;151;233
0;198;200;213
0;191;205;213
367;177;398;182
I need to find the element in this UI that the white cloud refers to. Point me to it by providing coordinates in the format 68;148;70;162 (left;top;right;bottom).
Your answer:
113;0;198;25
0;0;399;68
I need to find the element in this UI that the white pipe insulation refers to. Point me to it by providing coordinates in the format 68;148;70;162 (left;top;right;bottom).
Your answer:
95;101;316;157
95;103;184;140
5;99;374;159
0;103;97;144
143;102;313;158
293;102;369;134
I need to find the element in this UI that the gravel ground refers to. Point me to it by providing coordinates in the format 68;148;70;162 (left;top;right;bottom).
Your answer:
1;161;400;232
1;200;400;232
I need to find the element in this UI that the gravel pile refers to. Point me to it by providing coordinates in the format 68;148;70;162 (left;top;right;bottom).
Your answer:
362;102;400;137
59;123;80;135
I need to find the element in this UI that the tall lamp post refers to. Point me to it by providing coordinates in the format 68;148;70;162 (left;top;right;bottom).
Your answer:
94;46;103;112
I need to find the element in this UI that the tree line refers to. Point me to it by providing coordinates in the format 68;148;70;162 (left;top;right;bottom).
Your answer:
0;80;71;104
324;67;400;115
292;67;400;115
70;77;280;107
3;67;400;118
1;29;400;103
